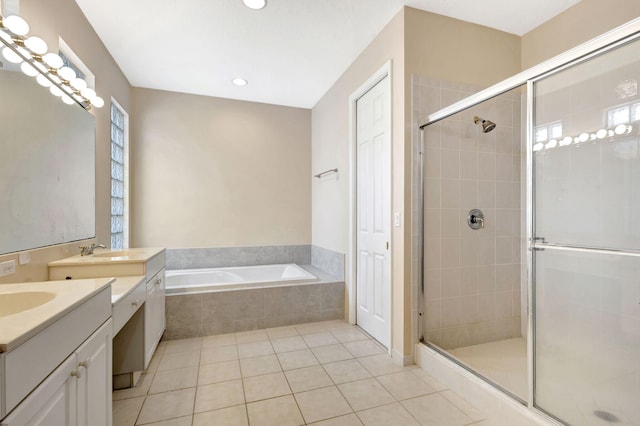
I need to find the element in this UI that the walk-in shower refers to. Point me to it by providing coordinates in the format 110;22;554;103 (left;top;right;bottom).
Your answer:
416;22;640;425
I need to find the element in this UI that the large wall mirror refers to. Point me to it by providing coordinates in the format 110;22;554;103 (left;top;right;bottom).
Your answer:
0;60;95;254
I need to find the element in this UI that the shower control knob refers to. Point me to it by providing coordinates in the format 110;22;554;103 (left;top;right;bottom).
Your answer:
467;209;485;230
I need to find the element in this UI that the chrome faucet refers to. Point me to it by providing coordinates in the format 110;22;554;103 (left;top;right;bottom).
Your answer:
80;243;106;256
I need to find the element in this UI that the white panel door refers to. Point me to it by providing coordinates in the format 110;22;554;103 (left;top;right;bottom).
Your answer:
356;75;391;347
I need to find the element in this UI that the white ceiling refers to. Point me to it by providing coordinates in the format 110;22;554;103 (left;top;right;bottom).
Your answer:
74;0;581;108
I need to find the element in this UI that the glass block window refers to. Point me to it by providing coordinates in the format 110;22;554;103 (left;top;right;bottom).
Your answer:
110;101;128;249
58;51;85;80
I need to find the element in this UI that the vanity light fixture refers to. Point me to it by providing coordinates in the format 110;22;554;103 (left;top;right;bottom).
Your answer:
0;13;103;109
242;0;267;10
232;77;248;86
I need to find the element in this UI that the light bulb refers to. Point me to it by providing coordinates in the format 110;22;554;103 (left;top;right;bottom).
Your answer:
91;96;104;108
232;78;248;86
545;139;558;149
533;143;544;152
20;62;39;77
614;124;628;135
578;132;589;143
42;52;63;68
3;15;29;36
50;85;63;97
58;66;75;81
242;0;266;9
24;36;48;55
596;129;607;139
36;73;52;87
560;136;572;146
61;94;75;105
71;77;87;91
2;46;22;63
81;87;96;99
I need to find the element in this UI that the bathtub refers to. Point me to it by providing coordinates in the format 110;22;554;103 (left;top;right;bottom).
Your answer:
165;263;317;294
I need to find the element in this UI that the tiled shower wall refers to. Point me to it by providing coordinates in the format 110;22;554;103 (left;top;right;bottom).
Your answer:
413;76;525;350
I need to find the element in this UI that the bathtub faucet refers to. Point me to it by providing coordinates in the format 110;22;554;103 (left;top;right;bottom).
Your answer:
80;243;106;256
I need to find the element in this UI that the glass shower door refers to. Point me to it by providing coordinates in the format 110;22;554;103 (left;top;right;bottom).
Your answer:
532;37;640;424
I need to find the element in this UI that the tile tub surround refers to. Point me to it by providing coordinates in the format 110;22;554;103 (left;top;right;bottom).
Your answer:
311;245;345;281
166;245;312;270
113;320;490;426
165;266;345;338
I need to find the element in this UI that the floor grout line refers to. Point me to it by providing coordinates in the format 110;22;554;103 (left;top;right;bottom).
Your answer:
116;320;486;425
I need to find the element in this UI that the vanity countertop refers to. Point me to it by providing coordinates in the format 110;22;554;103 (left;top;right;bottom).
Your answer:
111;275;146;304
0;278;114;353
47;247;165;266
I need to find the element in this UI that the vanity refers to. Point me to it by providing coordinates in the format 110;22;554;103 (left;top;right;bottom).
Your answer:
49;248;166;388
0;279;113;426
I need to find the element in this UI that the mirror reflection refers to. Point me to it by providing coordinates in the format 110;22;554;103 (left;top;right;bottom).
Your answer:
0;61;95;254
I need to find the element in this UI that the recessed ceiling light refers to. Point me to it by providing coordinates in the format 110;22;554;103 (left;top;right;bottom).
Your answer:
232;78;248;86
242;0;266;10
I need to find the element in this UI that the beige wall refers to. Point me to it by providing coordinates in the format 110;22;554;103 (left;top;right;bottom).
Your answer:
311;8;406;356
131;88;311;248
521;0;640;69
0;0;131;283
405;8;521;89
311;6;524;358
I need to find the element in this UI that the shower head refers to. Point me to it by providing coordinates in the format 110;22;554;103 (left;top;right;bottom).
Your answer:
473;116;496;133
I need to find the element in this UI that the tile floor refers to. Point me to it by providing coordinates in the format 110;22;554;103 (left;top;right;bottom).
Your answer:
448;338;527;401
113;320;491;425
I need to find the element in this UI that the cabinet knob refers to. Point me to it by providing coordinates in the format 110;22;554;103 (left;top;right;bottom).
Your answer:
132;301;138;307
71;368;84;379
79;359;91;369
155;278;161;285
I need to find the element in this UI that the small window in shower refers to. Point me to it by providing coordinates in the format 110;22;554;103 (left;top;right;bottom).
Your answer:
607;105;630;126
535;121;562;142
632;103;640;121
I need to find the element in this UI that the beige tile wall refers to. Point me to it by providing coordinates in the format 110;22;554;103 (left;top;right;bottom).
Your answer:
414;76;525;350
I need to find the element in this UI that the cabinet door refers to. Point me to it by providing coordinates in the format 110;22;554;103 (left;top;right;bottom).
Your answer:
0;355;77;426
144;269;165;367
154;271;166;342
76;320;112;426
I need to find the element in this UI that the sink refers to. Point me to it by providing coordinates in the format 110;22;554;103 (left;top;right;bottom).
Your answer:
93;250;144;258
0;291;56;317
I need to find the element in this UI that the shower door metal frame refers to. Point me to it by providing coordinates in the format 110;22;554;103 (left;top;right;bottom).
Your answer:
417;16;640;422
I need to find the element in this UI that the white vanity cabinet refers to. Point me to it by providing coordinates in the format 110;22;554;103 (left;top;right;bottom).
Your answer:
76;320;112;426
144;268;165;367
0;280;113;426
49;248;166;372
0;320;112;426
1;351;78;426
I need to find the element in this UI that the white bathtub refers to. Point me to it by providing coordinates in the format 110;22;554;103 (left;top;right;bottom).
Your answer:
165;263;317;294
